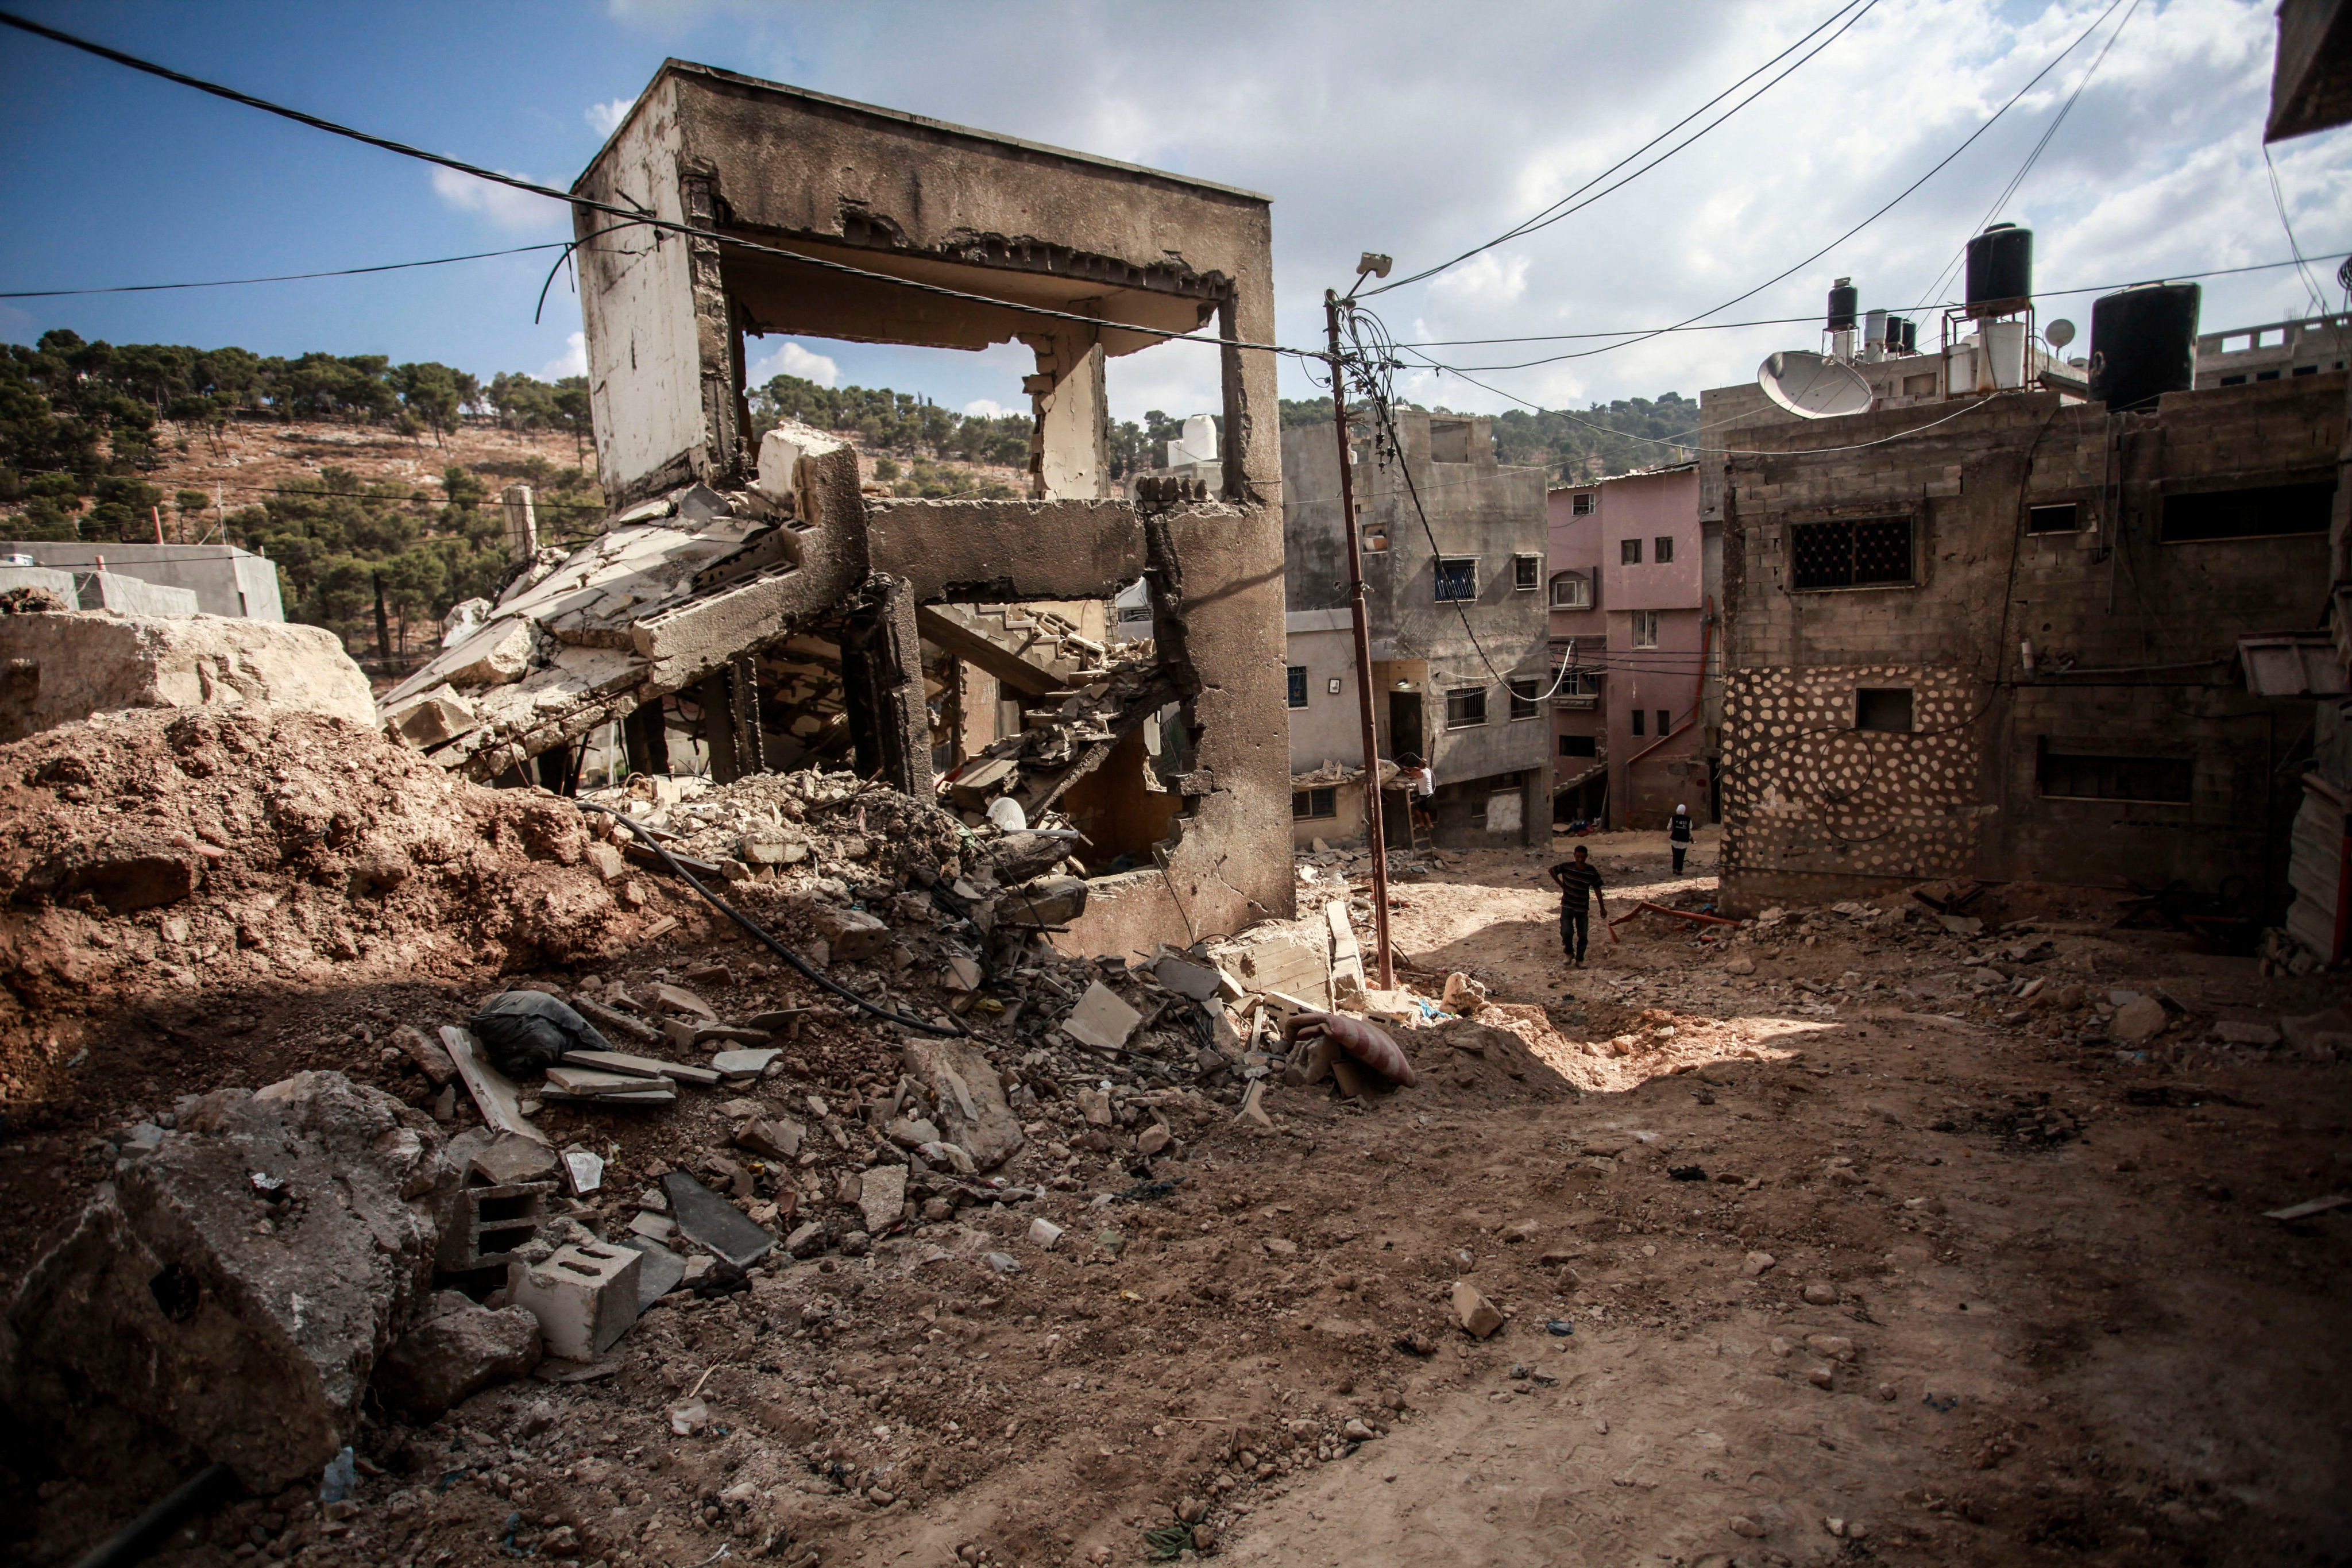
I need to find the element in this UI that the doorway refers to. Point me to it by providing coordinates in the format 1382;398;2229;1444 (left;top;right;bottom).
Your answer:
1389;688;1424;766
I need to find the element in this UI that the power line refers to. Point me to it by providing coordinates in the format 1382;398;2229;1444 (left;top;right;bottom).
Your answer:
1385;254;2351;353
1917;0;2145;310
1365;0;1879;297
0;240;576;299
1393;0;2133;377
0;11;1320;363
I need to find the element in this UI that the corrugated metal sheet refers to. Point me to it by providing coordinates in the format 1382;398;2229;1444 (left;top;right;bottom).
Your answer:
2287;772;2346;960
2239;633;2349;697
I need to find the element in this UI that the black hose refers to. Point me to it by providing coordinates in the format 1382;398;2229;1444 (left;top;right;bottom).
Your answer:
578;801;967;1038
72;1461;236;1568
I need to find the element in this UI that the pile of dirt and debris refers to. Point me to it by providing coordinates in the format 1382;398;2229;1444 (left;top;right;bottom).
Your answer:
0;706;636;1102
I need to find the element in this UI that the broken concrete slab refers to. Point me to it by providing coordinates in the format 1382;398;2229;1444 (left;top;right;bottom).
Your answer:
1061;981;1141;1051
561;1048;721;1087
661;1171;775;1268
902;1038;1026;1171
3;1072;451;1490
650;982;717;1021
439;1027;547;1144
0;611;376;744
733;1116;804;1162
711;1048;781;1078
460;1131;560;1189
1452;1280;1505;1338
1151;952;1225;1002
372;1289;543;1417
618;1236;690;1308
858;1165;907;1235
393;1025;457;1086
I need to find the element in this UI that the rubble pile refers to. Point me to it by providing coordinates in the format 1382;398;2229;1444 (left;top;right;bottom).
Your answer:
0;707;632;1095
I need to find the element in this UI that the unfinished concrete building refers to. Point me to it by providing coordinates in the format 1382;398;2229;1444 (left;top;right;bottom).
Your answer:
1281;411;1551;849
1714;372;2346;919
377;61;1291;954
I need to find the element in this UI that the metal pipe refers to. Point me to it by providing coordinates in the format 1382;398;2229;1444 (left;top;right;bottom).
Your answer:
71;1461;236;1568
1326;290;1393;988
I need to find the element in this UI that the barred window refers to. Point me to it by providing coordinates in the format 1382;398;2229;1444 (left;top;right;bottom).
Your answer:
1508;678;1540;720
1435;557;1478;601
1446;687;1488;728
1291;787;1338;820
1286;666;1308;709
1790;516;1915;590
2039;750;2191;804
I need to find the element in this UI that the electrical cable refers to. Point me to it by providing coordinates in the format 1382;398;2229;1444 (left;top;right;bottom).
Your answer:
1915;0;2144;311
1389;0;2130;373
2263;145;2352;362
580;802;967;1038
0;11;1319;363
0;240;577;299
1383;254;2351;353
1364;0;1880;296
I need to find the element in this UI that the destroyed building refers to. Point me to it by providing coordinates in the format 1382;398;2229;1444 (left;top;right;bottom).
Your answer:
374;60;1292;956
1713;368;2346;917
1281;410;1550;849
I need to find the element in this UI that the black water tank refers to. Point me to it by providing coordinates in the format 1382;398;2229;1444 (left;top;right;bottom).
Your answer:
2088;283;2201;412
1885;316;1915;355
1826;277;1858;332
1965;223;2032;315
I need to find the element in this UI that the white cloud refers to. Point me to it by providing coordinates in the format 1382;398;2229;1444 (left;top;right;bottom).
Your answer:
429;165;566;231
963;397;1015;418
751;0;2346;420
747;339;840;387
585;98;634;137
540;331;587;380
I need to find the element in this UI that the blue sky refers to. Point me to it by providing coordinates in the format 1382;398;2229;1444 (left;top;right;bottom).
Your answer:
3;1;2346;430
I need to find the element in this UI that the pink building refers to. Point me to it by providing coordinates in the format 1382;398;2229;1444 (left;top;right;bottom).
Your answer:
1547;464;1711;828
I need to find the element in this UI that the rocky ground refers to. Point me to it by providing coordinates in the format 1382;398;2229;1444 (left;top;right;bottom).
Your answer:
3;779;2348;1567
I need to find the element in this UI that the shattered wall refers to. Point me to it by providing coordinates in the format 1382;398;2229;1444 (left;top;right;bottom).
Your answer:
1719;376;2343;913
378;61;1292;955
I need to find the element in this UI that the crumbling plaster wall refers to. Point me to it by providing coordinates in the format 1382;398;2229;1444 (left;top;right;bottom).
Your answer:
577;63;1280;510
1718;378;2343;913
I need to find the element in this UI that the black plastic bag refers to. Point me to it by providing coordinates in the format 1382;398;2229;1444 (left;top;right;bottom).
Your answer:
467;990;614;1076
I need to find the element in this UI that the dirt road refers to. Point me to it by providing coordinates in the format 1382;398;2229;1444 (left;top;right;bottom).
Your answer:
7;824;2348;1567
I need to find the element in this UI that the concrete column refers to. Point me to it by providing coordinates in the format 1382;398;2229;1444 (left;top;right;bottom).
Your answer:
501;485;538;563
695;656;763;785
840;573;935;799
1022;330;1109;500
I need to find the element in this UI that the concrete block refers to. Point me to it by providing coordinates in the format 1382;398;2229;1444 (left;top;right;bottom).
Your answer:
0;612;374;744
79;571;199;617
510;1241;644;1360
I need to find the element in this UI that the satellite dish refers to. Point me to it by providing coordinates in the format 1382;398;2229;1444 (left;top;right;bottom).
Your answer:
1757;350;1874;419
2045;318;2076;351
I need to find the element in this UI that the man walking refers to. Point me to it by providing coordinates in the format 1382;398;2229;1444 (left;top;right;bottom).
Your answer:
1670;803;1694;875
1548;844;1606;965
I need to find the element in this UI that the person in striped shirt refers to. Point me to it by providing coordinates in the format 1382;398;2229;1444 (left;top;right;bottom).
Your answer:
1548;845;1607;964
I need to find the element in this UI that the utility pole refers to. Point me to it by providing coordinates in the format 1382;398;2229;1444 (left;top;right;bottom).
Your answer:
1325;288;1393;988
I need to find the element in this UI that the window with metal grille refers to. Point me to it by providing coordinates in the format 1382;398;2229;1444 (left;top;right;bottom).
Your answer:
1631;611;1660;648
1445;687;1487;727
1291;787;1338;820
1550;572;1592;608
1559;733;1597;757
1508;678;1539;720
1435;557;1478;601
1789;516;1915;589
1286;666;1308;709
1513;555;1540;590
2026;502;2081;535
1571;492;1596;515
1654;535;1675;563
2038;748;2192;804
2160;481;2334;542
1855;687;1913;732
1620;538;1643;565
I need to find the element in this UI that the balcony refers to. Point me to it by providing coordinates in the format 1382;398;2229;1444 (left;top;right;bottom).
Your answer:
1552;694;1599;710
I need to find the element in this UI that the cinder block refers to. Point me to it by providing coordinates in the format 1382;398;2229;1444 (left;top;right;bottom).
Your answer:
436;1180;554;1272
511;1241;643;1360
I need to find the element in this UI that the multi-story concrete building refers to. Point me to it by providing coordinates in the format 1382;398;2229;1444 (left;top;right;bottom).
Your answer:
1547;464;1710;829
1713;371;2345;915
1546;482;1608;823
1283;410;1551;848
